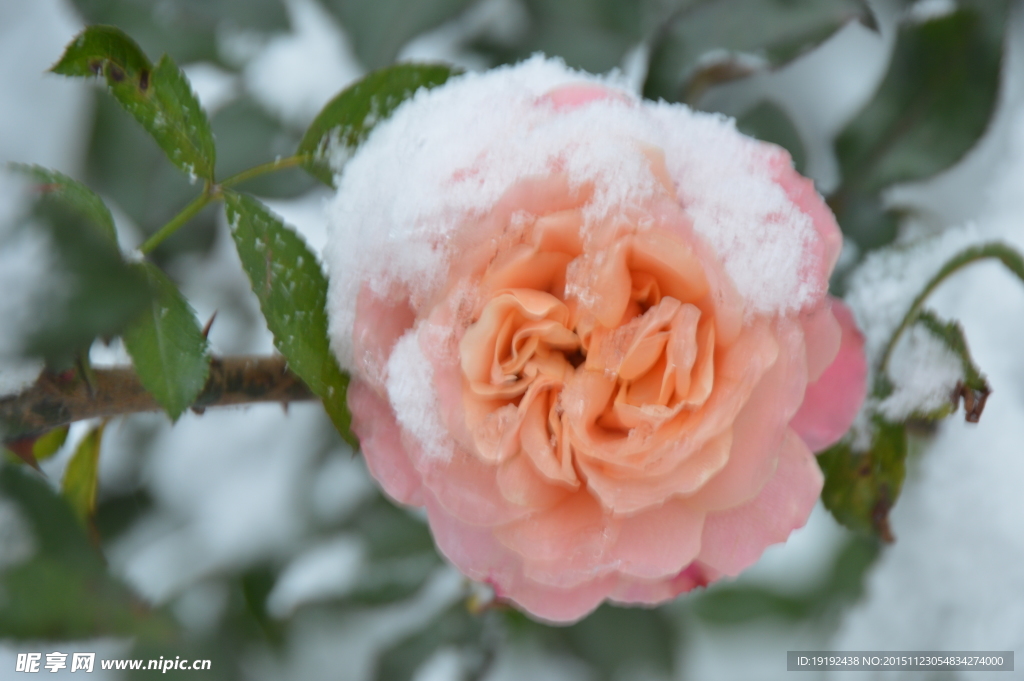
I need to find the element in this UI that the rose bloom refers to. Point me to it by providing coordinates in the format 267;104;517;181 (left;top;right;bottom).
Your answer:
325;58;866;623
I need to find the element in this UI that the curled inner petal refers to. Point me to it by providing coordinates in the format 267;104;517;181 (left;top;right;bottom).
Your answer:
457;202;752;517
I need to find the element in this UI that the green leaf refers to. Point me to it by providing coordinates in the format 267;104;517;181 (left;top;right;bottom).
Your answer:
503;603;675;680
915;309;987;393
693;585;813;624
0;463;176;640
321;0;474;69
736;100;807;174
52;26;216;182
22;197;152;365
818;419;906;542
62;424;105;522
223;191;355;445
33;426;70;463
644;0;875;103
298;63;459;186
832;2;1007;249
896;308;991;424
561;605;674;678
51;24;151;78
83;95;218;255
9;164;116;242
123;263;210;421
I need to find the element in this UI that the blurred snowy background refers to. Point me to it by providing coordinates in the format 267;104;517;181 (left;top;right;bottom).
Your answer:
1;0;1023;678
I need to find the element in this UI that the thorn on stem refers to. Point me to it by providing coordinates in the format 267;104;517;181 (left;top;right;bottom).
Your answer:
201;311;218;339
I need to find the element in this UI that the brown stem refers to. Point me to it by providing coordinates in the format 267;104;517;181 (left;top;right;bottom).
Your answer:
1;356;315;443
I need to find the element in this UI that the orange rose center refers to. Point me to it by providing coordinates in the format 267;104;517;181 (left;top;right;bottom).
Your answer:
459;204;721;491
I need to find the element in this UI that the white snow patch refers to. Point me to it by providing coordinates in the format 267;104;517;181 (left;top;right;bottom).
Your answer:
107;404;327;603
267;535;365;618
325;57;828;372
0;359;42;398
310;453;375;524
171;580;230;634
242;0;364;128
844;225;981;446
248;567;465;681
482;641;593;681
876;323;963;422
412;648;467;681
89;336;131;366
844;224;978;369
906;0;957;24
386;330;454;462
398;0;530;72
182;62;239;115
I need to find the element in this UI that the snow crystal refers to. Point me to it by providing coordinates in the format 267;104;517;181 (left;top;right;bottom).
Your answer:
325;56;826;372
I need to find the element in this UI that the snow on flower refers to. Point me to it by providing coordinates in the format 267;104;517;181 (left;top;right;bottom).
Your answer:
324;57;867;622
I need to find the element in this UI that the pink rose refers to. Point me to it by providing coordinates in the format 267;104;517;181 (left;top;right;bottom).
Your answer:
325;59;867;623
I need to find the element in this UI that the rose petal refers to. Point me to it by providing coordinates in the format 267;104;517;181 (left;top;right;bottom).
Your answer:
684;318;807;512
419;448;534;525
348;379;424;506
790;298;868;452
427;490;617;623
697;429;823;576
801;299;842;383
609;562;717;605
579;431;732;515
607;498;705;580
494;491;614;570
497;452;573;509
